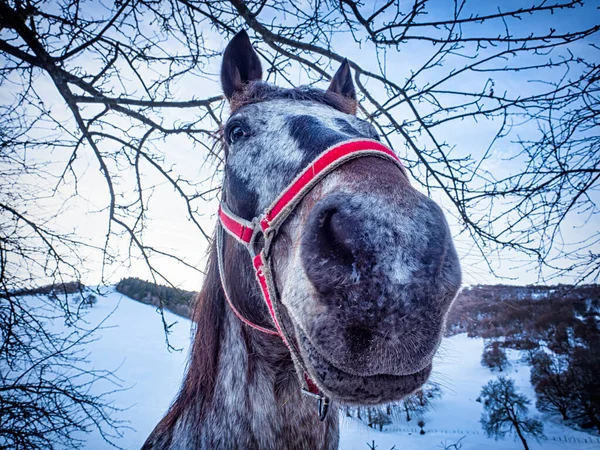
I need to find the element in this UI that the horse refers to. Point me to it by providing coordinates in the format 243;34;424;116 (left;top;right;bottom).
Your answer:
142;30;461;450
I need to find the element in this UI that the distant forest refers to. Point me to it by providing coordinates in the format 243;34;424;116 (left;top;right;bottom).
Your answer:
2;281;85;298
446;284;600;340
115;277;196;319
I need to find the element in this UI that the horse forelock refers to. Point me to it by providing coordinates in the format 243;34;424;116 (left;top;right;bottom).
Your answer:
228;81;357;115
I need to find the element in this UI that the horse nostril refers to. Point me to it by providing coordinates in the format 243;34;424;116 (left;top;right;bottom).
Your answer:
302;196;367;296
346;324;373;354
317;207;354;266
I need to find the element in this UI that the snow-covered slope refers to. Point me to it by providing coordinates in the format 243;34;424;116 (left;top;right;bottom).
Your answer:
47;289;599;449
54;287;192;449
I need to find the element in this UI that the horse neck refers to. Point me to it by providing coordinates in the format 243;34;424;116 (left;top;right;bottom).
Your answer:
194;306;340;449
143;243;339;449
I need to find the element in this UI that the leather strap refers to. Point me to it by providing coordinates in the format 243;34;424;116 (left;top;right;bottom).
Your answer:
260;139;403;233
216;226;280;336
219;139;403;244
219;202;256;245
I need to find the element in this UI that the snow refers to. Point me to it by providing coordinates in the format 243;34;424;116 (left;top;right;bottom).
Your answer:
41;288;193;449
340;336;600;450
35;289;600;449
81;288;192;449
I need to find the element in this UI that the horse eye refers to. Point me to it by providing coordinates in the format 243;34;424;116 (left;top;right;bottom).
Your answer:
228;125;246;144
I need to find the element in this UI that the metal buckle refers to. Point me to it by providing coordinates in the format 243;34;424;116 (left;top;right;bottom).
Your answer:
301;388;330;421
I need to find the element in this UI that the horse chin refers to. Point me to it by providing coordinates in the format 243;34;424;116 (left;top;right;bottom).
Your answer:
295;326;432;406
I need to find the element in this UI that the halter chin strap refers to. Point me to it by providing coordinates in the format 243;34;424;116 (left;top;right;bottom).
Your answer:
217;138;405;421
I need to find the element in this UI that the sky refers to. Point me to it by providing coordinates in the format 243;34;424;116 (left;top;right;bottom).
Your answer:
2;0;599;292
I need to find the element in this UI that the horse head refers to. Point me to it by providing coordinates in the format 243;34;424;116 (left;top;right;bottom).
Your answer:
219;30;462;406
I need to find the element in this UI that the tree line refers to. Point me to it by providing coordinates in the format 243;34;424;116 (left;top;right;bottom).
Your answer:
116;277;196;319
344;382;442;432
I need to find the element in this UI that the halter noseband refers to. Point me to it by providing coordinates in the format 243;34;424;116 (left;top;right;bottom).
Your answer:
217;138;404;420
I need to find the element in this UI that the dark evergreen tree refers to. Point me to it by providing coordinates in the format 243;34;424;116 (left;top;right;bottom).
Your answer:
115;277;195;319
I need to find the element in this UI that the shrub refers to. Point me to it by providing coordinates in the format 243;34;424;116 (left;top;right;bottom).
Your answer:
481;341;509;372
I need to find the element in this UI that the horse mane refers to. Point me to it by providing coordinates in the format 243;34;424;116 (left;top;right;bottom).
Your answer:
229;81;357;115
145;229;276;447
142;242;225;447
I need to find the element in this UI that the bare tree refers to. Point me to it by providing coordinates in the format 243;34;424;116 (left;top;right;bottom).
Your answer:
479;377;544;450
0;0;598;288
397;382;442;421
0;284;126;449
1;2;221;443
346;381;441;425
1;0;598;447
530;350;572;421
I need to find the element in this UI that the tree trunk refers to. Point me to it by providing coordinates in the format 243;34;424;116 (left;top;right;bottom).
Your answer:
586;408;600;434
513;423;530;450
559;407;568;421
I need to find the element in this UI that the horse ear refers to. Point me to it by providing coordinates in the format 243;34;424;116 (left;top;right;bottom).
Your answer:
327;59;357;113
221;30;263;100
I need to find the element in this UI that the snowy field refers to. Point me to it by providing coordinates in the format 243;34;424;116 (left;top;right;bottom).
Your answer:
43;289;600;449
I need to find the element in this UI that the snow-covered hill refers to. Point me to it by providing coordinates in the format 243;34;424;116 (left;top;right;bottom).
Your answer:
40;289;600;449
40;287;192;450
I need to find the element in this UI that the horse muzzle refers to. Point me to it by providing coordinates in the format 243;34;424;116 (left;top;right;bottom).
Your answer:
295;164;461;384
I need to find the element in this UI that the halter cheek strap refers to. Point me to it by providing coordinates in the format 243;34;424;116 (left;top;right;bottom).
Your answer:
217;138;405;420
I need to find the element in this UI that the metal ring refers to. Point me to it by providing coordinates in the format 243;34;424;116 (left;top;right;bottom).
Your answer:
318;397;330;421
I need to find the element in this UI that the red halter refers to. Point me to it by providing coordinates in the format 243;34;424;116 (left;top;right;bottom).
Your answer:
217;138;404;420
